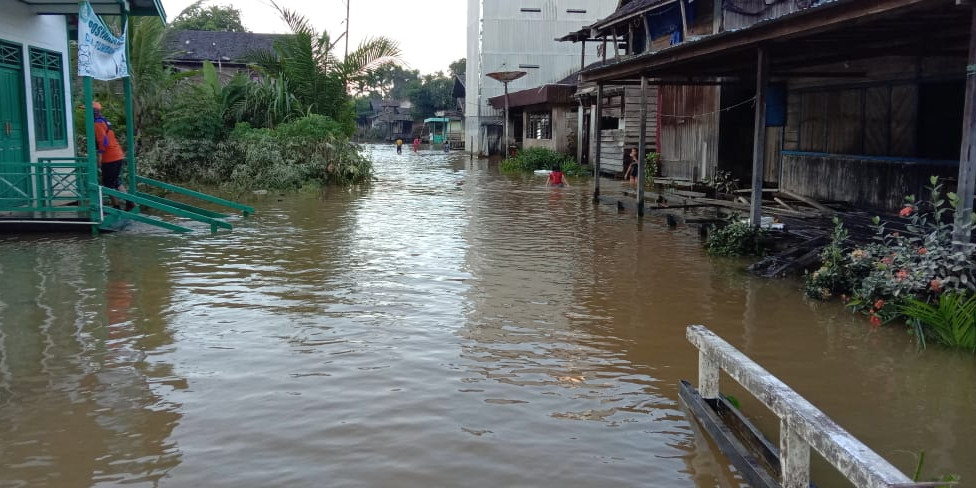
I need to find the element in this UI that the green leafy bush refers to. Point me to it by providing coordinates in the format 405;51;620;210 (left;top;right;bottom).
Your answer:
643;152;660;186
802;176;976;349
805;217;858;300
274;114;346;141
163;84;227;141
901;293;976;351
706;219;767;257
140;116;372;190
502;147;578;174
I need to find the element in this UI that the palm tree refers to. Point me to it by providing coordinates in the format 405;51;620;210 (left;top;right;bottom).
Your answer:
249;2;402;133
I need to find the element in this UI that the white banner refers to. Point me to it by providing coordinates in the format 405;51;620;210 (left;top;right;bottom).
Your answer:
77;1;129;80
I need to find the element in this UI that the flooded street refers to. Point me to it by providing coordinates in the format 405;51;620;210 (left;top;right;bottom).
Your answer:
1;144;974;487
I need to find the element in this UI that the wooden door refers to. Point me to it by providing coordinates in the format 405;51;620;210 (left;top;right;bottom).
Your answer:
0;40;29;206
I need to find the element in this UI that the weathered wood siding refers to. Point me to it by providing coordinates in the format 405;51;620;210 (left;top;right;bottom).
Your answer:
600;129;625;173
659;85;720;181
622;86;658;154
781;154;957;210
722;0;803;31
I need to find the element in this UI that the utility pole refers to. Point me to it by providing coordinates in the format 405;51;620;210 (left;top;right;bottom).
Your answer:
344;0;350;58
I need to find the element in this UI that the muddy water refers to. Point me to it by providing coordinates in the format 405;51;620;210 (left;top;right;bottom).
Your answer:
0;145;973;487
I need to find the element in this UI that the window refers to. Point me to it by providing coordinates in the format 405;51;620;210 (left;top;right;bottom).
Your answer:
567;9;587;13
518;64;540;69
527;111;551;140
521;7;541;12
29;47;66;149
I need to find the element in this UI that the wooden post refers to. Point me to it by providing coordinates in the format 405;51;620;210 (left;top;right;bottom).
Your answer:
594;84;604;200
698;350;719;398
678;0;690;42
628;24;634;55
750;48;769;228
612;28;620;58
780;420;811;488
580;39;586;72
637;75;648;216
577;103;585;164
954;8;976;250
643;15;652;52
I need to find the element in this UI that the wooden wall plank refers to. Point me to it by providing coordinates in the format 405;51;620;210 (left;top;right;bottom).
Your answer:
800;92;826;152
890;84;918;157
864;86;889;155
780;153;956;210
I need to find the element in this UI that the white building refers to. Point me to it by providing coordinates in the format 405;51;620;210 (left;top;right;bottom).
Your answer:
464;0;617;155
0;1;77;178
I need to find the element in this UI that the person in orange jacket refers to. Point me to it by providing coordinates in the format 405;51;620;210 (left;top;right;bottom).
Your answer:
91;101;132;210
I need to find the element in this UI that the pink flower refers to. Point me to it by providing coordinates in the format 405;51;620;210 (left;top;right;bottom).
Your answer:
869;312;881;328
892;232;900;238
918;247;927;255
873;299;885;310
896;269;908;282
881;256;894;266
930;279;942;293
899;206;913;217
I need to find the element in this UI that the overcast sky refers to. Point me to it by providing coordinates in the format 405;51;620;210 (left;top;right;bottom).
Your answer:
161;0;467;75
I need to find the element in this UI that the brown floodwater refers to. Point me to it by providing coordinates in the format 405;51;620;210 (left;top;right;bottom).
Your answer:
0;144;973;487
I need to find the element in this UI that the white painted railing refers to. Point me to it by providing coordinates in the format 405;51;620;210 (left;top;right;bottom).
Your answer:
687;325;918;488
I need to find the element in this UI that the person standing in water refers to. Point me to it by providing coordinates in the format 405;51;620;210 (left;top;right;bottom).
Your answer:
91;101;133;210
395;138;403;154
623;147;640;187
413;137;420;153
546;164;569;188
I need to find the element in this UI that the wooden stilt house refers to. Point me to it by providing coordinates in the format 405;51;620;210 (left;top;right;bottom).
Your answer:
565;0;976;242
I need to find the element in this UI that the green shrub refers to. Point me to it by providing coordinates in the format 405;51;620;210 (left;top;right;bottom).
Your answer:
140;116;372;190
502;147;577;173
163;85;227;141
901;293;976;352
644;152;660;186
274;114;345;142
705;219;767;257
805;217;858;300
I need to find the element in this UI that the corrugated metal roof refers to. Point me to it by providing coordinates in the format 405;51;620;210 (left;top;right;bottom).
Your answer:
487;84;577;109
165;31;287;63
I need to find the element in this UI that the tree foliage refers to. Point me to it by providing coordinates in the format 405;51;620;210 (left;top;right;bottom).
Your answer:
408;73;454;118
247;1;401;135
449;58;466;79
171;2;247;32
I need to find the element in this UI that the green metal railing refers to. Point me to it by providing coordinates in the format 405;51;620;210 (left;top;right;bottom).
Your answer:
0;158;254;234
0;158;91;213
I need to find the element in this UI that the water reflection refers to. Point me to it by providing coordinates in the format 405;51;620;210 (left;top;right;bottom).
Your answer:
0;145;973;487
0;237;182;487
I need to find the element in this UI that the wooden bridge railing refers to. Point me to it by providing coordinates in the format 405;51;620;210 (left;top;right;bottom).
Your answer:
687;325;917;488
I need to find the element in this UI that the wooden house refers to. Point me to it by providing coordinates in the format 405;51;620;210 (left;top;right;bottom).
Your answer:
565;0;976;239
165;31;285;80
366;100;414;142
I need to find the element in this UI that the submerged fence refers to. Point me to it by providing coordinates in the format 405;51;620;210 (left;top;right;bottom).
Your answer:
686;325;919;488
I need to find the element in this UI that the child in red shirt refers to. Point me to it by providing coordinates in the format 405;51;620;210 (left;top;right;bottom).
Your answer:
546;164;569;188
